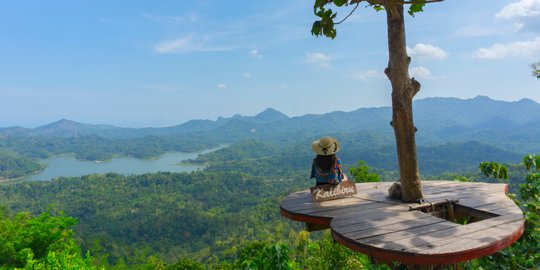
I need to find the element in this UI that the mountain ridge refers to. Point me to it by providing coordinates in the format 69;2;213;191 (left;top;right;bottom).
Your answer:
1;96;539;155
3;96;539;132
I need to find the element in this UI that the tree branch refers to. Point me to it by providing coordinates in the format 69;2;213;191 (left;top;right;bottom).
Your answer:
411;78;421;96
335;2;361;25
364;0;443;5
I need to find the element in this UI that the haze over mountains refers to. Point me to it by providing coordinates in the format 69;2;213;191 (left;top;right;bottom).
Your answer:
2;95;539;151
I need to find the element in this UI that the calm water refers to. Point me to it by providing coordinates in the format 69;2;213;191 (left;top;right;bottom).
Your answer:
23;146;223;181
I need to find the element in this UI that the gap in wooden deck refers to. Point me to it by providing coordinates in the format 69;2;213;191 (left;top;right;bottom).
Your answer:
414;201;499;225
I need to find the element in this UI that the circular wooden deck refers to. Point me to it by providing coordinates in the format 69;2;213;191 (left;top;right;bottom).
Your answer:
280;181;524;265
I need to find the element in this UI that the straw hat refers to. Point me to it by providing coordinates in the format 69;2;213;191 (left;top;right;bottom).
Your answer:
311;136;340;156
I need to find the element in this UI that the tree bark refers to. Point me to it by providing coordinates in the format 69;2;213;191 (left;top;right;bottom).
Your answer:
384;2;423;202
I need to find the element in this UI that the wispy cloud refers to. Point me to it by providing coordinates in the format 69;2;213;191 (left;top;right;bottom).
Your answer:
154;34;236;54
346;69;384;81
243;72;252;78
148;3;308;55
249;49;263;59
154;35;194;53
305;52;331;68
217;83;227;89
407;44;448;59
143;13;199;24
473;37;540;59
409;66;433;80
495;0;540;19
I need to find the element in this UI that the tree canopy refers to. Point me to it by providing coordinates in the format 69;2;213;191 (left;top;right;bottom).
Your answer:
311;0;440;39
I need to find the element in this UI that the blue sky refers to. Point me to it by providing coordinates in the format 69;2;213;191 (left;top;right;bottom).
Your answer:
1;0;539;127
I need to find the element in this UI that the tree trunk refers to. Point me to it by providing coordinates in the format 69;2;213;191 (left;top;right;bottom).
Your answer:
384;3;423;202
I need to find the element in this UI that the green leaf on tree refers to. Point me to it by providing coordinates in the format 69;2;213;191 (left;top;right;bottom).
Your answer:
333;0;348;7
373;5;384;12
408;1;426;16
311;21;322;36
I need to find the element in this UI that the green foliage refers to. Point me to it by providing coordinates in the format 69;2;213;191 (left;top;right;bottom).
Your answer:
523;154;540;170
24;250;99;270
470;155;540;269
236;242;292;270
349;160;381;182
164;258;205;270
206;230;390;270
408;0;426;16
479;161;508;180
0;208;99;269
311;0;426;39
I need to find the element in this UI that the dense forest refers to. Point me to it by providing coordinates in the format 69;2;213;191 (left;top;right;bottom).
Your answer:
0;169;310;267
0;154;538;269
0;97;539;268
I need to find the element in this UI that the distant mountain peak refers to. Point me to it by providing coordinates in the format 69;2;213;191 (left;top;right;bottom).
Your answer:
517;97;538;105
39;119;82;128
472;95;492;100
252;108;288;123
254;108;288;122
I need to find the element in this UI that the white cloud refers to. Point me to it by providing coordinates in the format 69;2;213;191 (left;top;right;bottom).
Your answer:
346;69;384;81
407;43;448;59
409;66;433;80
495;0;540;33
217;83;227;89
154;34;235;54
473;37;540;59
305;52;331;68
243;72;252;78
496;0;540;19
249;49;263;59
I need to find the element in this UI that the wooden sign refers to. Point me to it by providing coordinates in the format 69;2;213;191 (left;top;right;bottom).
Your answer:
310;181;357;202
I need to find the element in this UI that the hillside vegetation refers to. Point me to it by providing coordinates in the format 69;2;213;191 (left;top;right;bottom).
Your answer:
0;155;538;269
0;151;45;180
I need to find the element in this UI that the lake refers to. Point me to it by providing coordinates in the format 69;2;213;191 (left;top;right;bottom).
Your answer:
23;146;223;181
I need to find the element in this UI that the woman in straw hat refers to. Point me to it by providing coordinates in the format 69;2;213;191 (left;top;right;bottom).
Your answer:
310;136;348;186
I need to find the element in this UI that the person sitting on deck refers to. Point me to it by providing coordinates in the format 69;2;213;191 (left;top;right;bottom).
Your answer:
310;136;348;186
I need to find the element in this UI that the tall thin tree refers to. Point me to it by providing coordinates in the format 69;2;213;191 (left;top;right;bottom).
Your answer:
312;0;443;202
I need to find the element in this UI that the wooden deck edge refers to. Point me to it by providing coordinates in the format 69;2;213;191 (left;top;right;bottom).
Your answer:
331;219;525;266
280;206;332;226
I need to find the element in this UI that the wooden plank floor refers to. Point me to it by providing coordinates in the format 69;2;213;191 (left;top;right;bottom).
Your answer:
280;180;524;266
